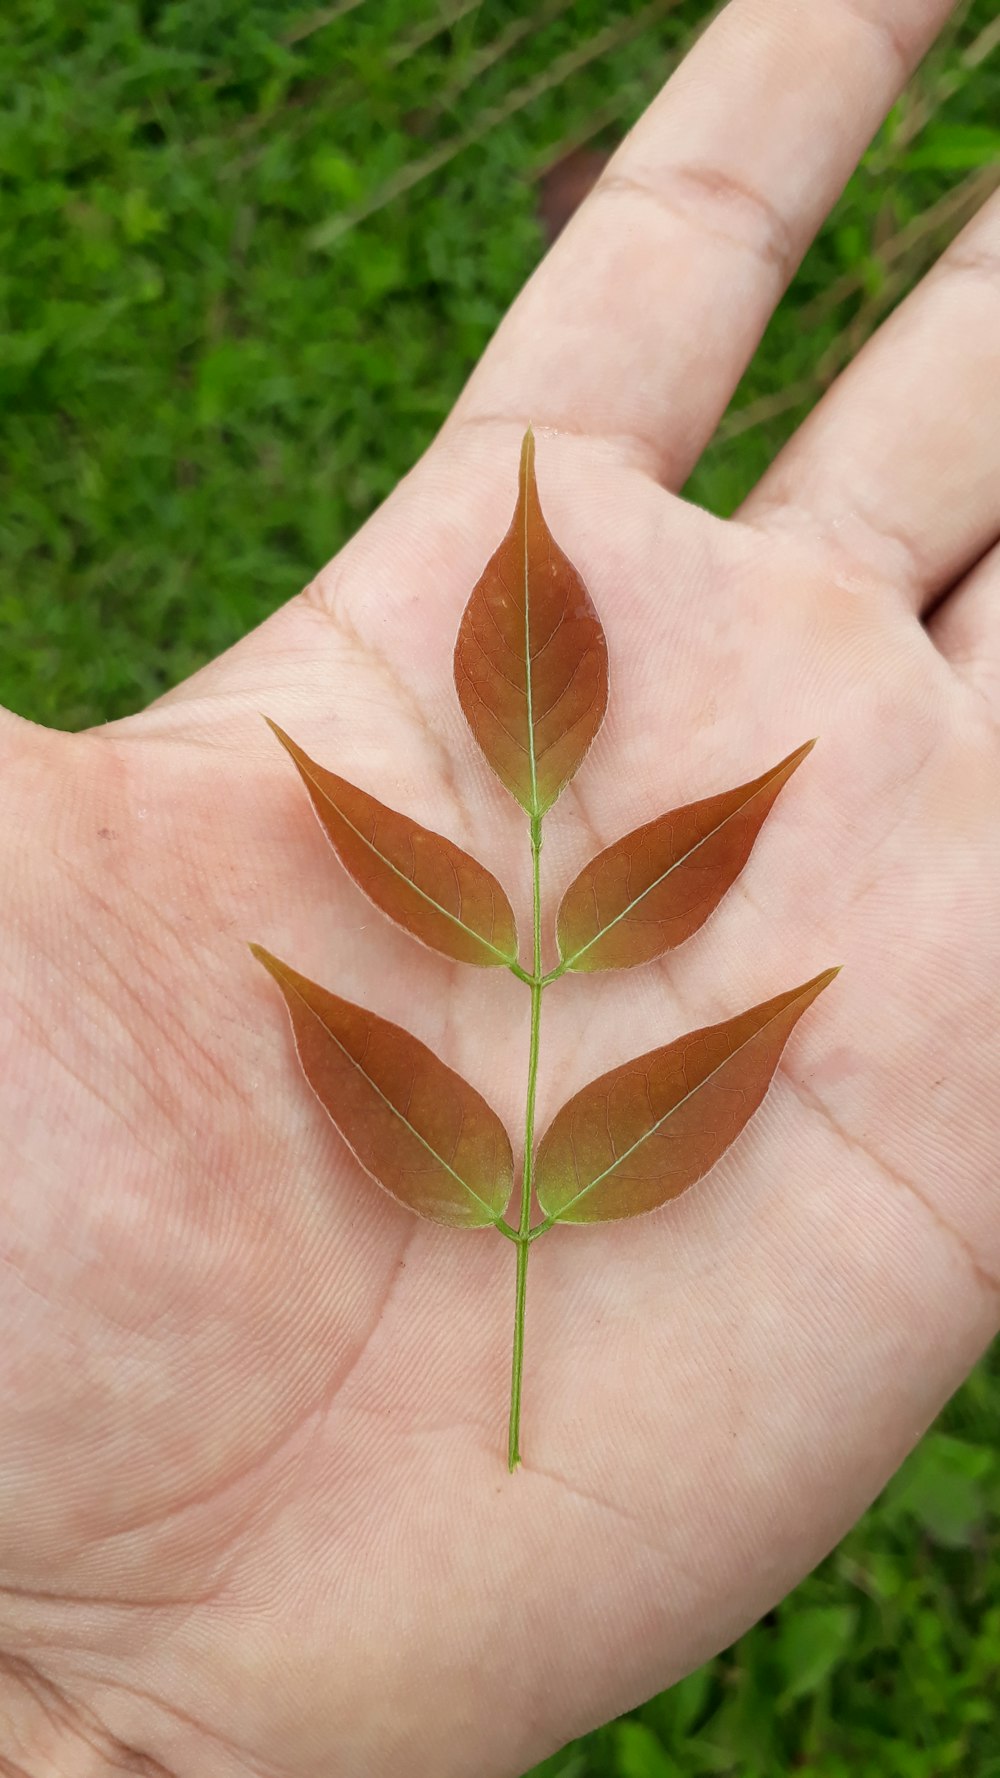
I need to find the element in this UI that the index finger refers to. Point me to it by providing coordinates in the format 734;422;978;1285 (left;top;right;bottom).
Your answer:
450;0;958;487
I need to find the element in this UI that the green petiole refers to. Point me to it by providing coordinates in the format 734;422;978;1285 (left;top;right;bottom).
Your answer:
506;812;550;1472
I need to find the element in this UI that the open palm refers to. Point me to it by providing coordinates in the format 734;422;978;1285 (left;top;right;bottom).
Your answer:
3;3;999;1773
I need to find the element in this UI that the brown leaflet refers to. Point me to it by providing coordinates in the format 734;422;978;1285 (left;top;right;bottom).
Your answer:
556;741;815;972
251;946;513;1228
266;720;518;969
247;428;839;1469
534;969;839;1224
453;429;609;817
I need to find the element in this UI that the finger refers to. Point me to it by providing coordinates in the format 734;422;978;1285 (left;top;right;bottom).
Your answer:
930;537;1000;719
450;0;957;486
741;185;1000;612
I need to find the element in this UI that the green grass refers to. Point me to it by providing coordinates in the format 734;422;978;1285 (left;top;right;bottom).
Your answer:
2;1;999;1770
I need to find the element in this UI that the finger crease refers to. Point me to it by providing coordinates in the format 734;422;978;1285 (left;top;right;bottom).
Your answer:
594;165;796;282
936;239;1000;288
447;409;665;482
741;496;932;606
832;0;913;83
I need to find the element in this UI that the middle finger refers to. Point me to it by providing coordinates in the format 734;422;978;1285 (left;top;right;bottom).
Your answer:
452;0;956;488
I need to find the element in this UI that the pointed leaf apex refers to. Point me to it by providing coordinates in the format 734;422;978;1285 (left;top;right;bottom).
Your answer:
454;429;608;814
766;737;817;786
263;715;298;753
788;736;817;764
261;728;519;967
535;968;841;1224
763;965;842;1018
519;428;536;500
556;739;821;972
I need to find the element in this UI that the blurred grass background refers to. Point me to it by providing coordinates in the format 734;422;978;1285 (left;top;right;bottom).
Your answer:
2;1;999;1770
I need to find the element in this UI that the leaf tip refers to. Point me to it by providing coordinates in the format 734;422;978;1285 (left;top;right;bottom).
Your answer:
248;941;281;980
779;736;818;776
519;424;535;481
262;714;294;752
805;963;842;998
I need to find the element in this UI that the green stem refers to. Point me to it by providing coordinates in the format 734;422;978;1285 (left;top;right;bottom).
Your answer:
507;1231;530;1469
508;813;544;1471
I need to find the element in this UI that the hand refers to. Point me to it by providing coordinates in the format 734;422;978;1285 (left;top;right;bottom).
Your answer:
2;1;998;1772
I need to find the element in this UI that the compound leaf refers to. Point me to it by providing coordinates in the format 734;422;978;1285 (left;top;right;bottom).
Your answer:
267;720;518;969
251;945;513;1228
454;429;608;817
557;741;814;972
535;968;838;1223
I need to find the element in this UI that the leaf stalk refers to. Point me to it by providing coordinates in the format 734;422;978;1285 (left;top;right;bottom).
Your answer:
507;814;545;1470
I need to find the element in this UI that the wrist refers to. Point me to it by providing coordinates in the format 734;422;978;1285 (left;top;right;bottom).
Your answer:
0;1652;135;1777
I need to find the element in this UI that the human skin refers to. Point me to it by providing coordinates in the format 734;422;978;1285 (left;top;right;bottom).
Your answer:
2;0;999;1771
